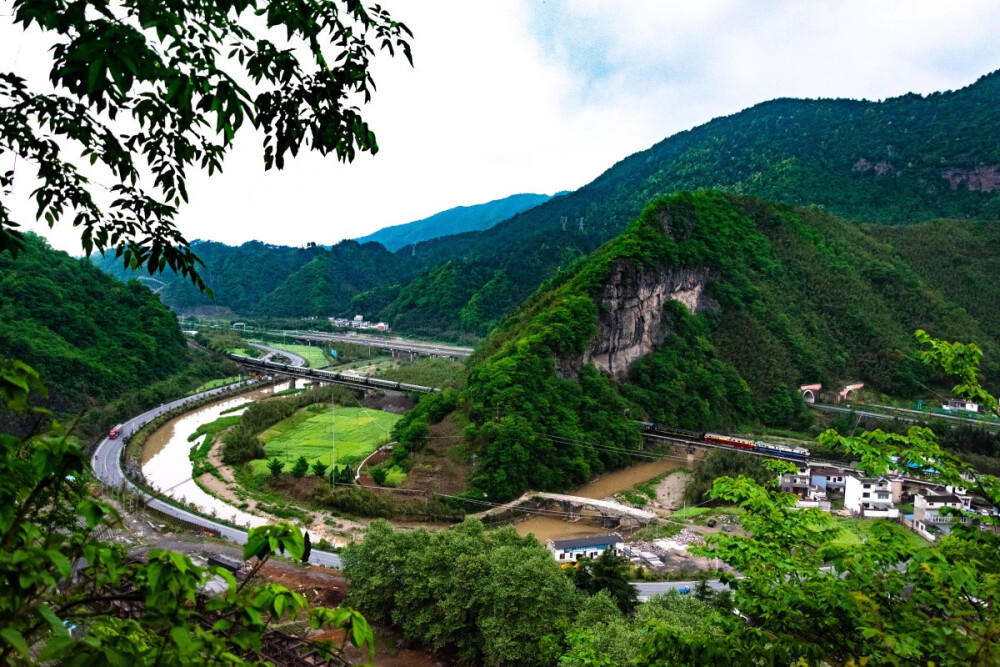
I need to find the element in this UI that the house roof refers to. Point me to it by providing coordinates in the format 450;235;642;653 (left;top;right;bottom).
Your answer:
850;474;889;484
551;534;624;551
924;494;962;504
811;466;847;477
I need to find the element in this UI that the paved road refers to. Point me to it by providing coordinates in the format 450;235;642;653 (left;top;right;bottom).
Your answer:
248;343;307;367
635;579;728;599
90;381;343;568
267;330;474;358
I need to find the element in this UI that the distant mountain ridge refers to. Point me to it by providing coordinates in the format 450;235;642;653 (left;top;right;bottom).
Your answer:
371;70;1000;339
354;193;553;251
92;70;1000;332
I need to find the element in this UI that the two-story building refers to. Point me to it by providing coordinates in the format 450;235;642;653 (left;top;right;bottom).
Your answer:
844;474;899;518
546;534;624;563
779;465;812;497
913;487;973;539
810;466;850;497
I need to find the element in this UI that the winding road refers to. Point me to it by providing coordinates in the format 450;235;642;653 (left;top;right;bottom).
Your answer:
91;383;744;592
248;343;307;367
90;381;343;568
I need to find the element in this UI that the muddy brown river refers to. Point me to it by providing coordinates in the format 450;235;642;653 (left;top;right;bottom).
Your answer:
141;383;288;528
515;455;693;541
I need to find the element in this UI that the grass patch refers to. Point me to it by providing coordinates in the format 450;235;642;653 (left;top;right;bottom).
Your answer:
190;376;243;394
188;415;242;460
669;506;713;520
376;357;466;388
828;517;930;551
618;490;649;506
248;406;400;476
382;465;408;487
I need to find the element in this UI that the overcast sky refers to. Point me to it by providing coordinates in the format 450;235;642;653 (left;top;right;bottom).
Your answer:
3;0;1000;254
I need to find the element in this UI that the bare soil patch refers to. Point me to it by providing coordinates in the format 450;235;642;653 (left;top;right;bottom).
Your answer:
402;414;470;496
362;392;416;414
655;471;691;511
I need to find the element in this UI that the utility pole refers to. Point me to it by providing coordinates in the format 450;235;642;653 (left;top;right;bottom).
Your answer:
331;396;336;487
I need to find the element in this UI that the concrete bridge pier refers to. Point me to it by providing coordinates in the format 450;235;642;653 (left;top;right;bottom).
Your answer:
599;513;621;529
560;501;582;522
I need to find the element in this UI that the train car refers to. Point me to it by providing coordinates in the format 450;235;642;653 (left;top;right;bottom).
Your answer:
703;433;756;450
753;440;810;460
650;424;705;441
109;424;124;439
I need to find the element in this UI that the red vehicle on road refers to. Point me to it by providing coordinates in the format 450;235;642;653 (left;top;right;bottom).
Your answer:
109;424;124;439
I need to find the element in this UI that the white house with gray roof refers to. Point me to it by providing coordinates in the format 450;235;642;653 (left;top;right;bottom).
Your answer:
546;534;624;563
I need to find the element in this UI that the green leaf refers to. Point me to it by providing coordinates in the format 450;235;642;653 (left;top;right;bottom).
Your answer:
0;628;30;658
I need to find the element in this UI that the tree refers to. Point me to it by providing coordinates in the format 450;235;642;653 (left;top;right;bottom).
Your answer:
1;0;412;287
0;367;375;664
312;461;329;479
291;455;309;479
572;551;638;614
342;518;580;666
693;576;713;603
337;464;355;485
267;457;284;478
639;331;1000;666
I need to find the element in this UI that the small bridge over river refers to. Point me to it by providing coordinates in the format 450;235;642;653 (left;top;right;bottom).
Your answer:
475;491;658;526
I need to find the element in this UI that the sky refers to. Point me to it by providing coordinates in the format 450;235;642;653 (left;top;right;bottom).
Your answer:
2;0;1000;254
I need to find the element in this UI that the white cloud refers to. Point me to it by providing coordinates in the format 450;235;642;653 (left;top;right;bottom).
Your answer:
2;0;999;253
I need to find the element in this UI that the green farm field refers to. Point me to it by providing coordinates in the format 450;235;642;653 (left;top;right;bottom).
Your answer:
248;405;399;476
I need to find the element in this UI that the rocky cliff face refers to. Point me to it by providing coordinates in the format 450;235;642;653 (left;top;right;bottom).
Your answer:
557;261;717;380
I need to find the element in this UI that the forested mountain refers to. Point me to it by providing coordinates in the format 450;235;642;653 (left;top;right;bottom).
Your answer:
398;192;1000;501
93;238;427;317
354;192;553;252
92;71;1000;335
373;70;1000;339
0;234;188;405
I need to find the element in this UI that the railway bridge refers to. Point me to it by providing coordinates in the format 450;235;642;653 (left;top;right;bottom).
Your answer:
227;354;440;394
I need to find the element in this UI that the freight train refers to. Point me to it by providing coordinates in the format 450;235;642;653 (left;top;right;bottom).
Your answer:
639;422;810;461
228;354;440;394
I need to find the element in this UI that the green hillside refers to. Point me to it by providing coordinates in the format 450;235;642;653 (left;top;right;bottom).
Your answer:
93;238;426;317
354;192;553;251
0;234;189;405
376;71;1000;339
397;192;1000;501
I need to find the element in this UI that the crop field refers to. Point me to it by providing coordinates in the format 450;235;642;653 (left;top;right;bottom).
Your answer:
248;405;399;476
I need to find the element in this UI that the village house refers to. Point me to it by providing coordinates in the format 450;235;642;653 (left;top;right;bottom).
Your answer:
844;474;900;518
546;534;624;563
913;487;973;540
810;466;850;497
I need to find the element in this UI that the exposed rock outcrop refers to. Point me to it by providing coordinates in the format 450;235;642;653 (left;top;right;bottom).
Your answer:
941;165;1000;192
557;262;717;380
